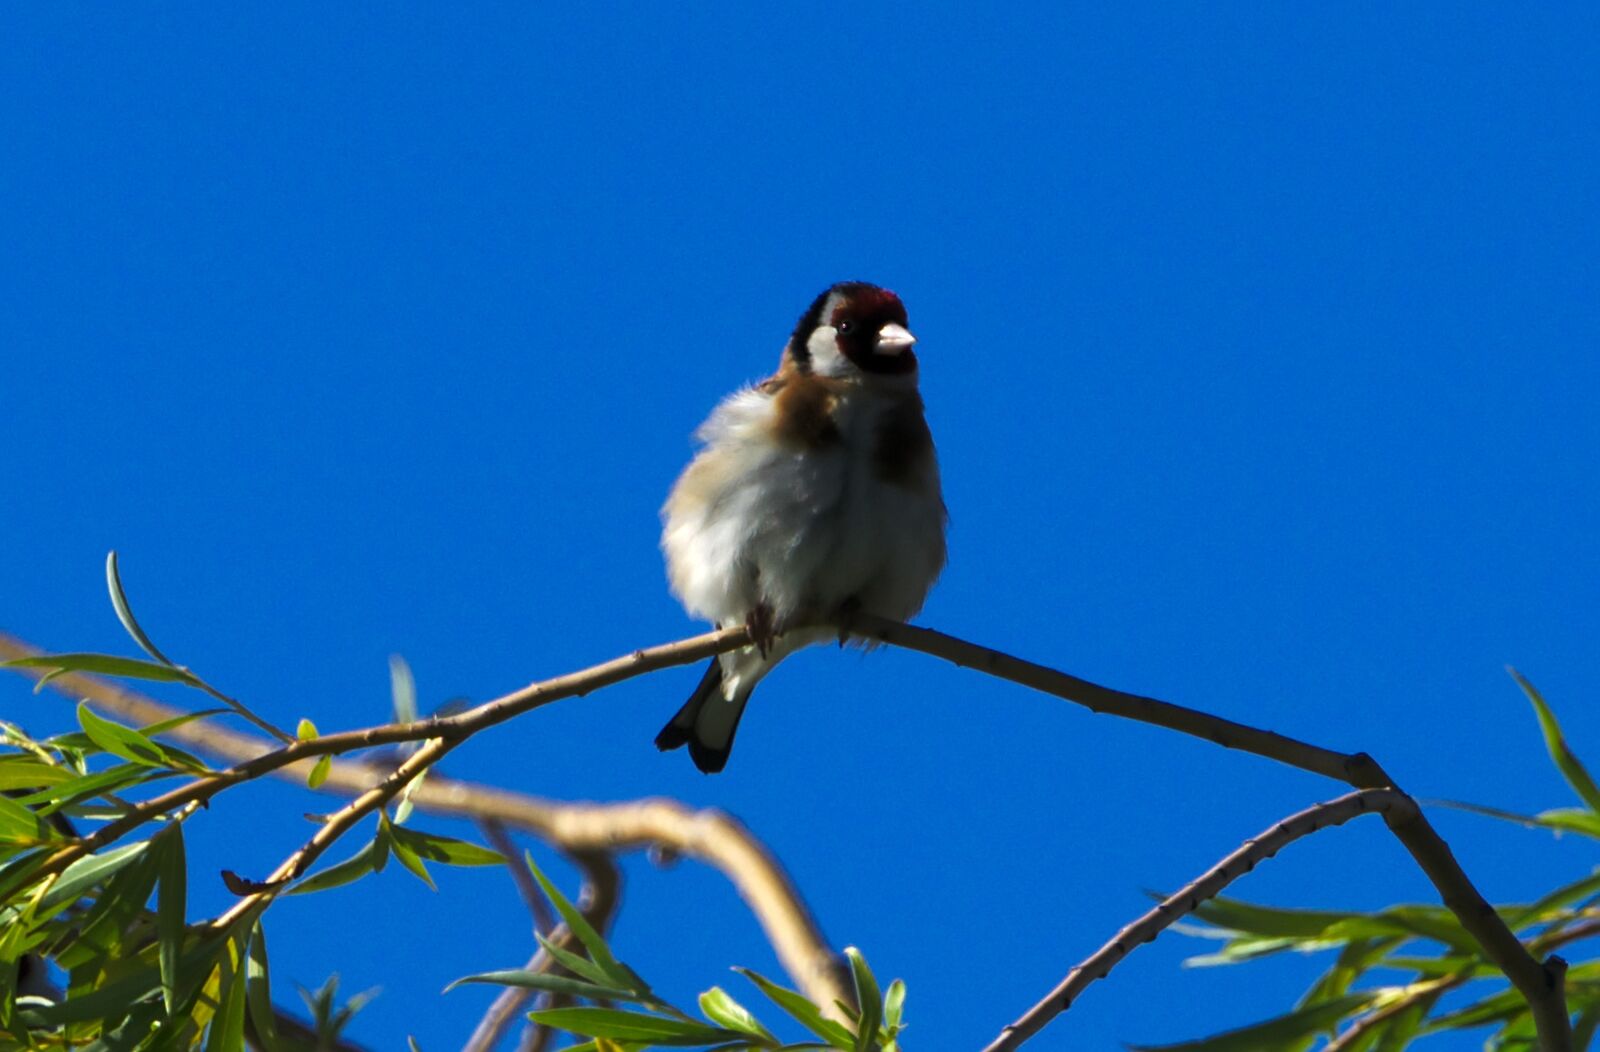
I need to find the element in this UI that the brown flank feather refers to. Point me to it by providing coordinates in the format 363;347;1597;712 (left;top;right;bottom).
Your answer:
768;371;845;450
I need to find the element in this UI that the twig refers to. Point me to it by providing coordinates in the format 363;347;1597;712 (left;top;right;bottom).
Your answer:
210;736;454;930
13;624;752;889
480;820;556;937
981;790;1418;1051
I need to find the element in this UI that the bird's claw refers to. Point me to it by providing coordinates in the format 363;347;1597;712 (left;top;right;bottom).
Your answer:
746;604;777;659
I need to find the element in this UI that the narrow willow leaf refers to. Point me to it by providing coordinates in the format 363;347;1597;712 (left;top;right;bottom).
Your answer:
844;948;881;1052
390;655;417;723
1510;667;1600;813
699;986;776;1042
525;853;626;981
0;794;46;845
447;969;638;1002
3;653;196;685
1130;994;1376;1051
734;968;857;1047
37;841;151;913
383;817;437;890
289;834;385;896
1186;895;1364;939
386;824;503;867
156;823;188;1013
307;755;332;790
76;703;173;768
527;1006;738;1043
24;762;167;817
205;936;250;1052
246;922;281;1052
140;709;231;737
0;757;73;789
408;1039;423;1052
297;719;318;741
536;933;627;990
106;551;177;666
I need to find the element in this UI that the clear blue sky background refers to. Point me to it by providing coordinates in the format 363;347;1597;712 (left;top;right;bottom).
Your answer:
4;6;1598;1049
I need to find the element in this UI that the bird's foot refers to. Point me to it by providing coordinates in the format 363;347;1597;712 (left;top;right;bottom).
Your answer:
836;595;862;647
745;603;777;659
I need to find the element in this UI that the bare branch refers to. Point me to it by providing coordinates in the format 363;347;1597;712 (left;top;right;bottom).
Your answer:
843;615;1572;1052
982;789;1417;1051
480;819;556;937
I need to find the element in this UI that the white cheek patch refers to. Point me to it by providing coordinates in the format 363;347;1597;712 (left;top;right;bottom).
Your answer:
807;325;851;376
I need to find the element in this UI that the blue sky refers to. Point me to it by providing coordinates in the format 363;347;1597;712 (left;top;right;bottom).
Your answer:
3;4;1598;1049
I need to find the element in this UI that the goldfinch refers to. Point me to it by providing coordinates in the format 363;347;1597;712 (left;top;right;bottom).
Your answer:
657;282;946;772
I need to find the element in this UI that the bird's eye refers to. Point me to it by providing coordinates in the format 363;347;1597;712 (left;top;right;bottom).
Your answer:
836;320;856;335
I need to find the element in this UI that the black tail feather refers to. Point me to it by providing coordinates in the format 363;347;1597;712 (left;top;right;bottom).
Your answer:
655;658;747;774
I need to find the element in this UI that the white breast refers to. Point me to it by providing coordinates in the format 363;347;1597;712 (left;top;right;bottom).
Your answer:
662;385;945;630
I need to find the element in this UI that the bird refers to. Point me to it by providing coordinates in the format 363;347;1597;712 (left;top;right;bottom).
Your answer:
656;281;947;773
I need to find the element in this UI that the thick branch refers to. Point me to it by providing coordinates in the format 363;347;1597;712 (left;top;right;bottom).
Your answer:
982;789;1417;1051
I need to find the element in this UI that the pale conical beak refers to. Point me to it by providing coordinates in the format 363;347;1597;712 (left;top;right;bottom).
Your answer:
875;323;917;355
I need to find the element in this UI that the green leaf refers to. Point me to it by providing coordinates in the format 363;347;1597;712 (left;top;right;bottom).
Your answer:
735;968;857;1048
447;969;639;1002
0;759;74;791
76;703;174;768
155;823;188;1013
390;655;417;723
1511;667;1600;814
699;986;777;1042
289;833;387;896
883;979;905;1031
38;841;151;913
1187;895;1366;939
297;719;319;741
307;755;332;790
23;762;170;817
106;551;177;666
383;817;437;890
527;1007;739;1044
525;854;628;984
386;824;503;867
3;652;197;685
246;922;281;1052
1130;994;1376;1051
0;793;47;845
844;948;881;1052
535;933;628;990
205;936;250;1052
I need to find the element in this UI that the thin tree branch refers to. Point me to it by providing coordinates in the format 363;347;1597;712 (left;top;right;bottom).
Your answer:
981;789;1418;1052
210;735;455;930
480;819;557;937
842;614;1572;1052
